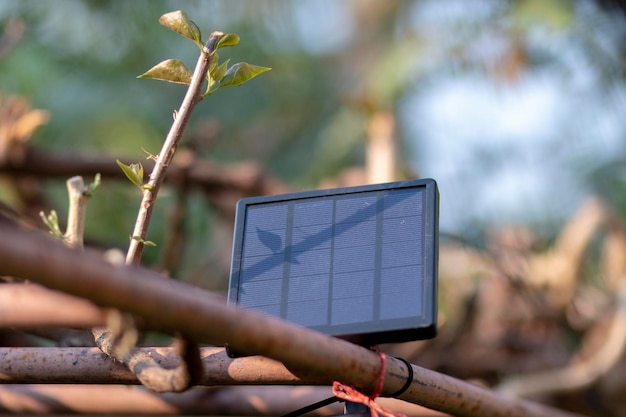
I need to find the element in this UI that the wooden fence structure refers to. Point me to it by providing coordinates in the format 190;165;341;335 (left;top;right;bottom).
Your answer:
0;224;588;417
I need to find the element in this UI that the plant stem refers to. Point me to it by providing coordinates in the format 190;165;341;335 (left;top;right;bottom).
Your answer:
125;31;223;266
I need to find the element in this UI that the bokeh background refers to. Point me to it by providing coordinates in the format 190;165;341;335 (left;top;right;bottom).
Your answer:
2;1;626;415
2;1;625;284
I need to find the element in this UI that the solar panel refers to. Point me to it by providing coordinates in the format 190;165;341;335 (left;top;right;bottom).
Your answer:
227;179;438;355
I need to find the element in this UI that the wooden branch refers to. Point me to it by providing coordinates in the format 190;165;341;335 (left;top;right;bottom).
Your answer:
0;18;25;60
0;347;326;385
497;281;626;398
0;148;291;197
0;385;449;416
0;225;586;417
0;283;109;329
496;217;626;398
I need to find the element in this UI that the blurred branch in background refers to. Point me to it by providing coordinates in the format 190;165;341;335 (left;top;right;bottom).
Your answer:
0;17;23;60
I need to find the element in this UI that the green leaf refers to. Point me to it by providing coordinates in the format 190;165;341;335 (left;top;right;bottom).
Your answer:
85;173;101;197
138;59;193;85
217;62;271;90
207;56;230;93
131;235;157;247
159;10;203;47
39;210;63;239
215;33;240;49
212;58;230;82
116;159;144;188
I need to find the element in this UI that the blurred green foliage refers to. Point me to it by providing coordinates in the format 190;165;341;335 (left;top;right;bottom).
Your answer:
1;0;625;289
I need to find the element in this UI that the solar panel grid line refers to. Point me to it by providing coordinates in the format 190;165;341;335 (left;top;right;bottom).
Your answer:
326;200;337;327
280;203;296;319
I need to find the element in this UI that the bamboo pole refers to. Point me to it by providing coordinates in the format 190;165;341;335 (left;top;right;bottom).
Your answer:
0;347;326;386
0;385;449;416
0;225;586;417
0;149;291;196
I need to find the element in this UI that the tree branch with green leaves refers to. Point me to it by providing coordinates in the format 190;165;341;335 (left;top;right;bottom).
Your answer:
96;10;270;392
125;10;270;265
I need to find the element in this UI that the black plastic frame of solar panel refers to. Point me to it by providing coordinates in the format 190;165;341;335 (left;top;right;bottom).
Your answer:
226;178;438;356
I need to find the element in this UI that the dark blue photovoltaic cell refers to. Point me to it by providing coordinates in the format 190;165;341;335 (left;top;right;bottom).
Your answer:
239;279;282;307
334;220;376;248
382;217;422;243
332;296;374;325
381;240;422;268
291;224;332;250
246;204;288;230
380;265;422;292
289;249;331;277
244;228;286;257
293;199;334;226
332;270;375;299
335;196;377;223
287;299;328;326
380;292;422;319
241;253;284;282
333;245;376;274
288;274;330;302
383;190;422;218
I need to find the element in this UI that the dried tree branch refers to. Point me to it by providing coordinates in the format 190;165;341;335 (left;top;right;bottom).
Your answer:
496;281;626;398
0;18;24;60
0;149;291;197
0;347;324;385
495;218;626;399
0;224;587;417
0;283;109;329
0;385;450;416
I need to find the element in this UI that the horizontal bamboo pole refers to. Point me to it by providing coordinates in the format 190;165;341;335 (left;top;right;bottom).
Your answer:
0;347;326;386
0;225;586;417
0;385;448;416
0;149;291;196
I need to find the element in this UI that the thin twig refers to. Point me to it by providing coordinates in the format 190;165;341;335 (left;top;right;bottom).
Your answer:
0;385;449;416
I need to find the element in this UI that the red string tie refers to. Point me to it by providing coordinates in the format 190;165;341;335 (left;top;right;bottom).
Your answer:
332;351;407;417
